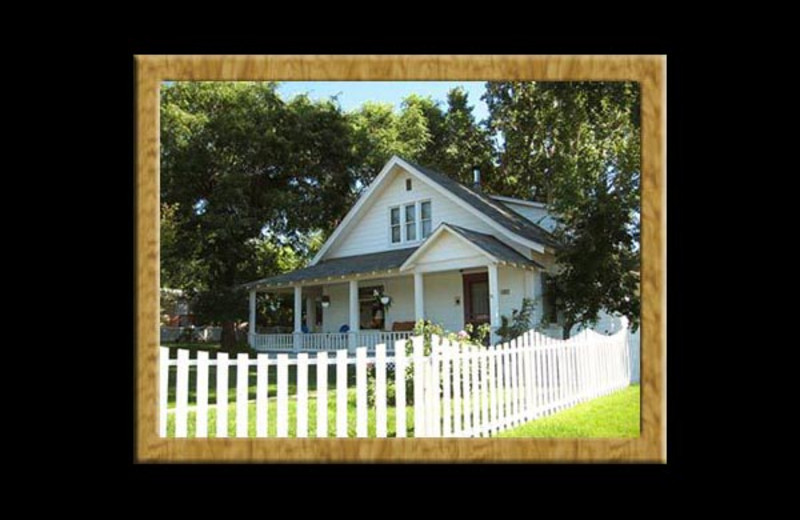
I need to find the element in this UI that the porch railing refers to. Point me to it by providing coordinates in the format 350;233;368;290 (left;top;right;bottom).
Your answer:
250;331;413;353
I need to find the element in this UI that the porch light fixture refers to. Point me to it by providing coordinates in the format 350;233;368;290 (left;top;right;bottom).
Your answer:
321;295;331;308
380;295;391;305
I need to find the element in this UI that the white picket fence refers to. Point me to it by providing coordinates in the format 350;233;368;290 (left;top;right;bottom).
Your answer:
159;327;631;438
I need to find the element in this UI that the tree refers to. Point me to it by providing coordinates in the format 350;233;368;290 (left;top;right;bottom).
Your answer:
161;82;356;349
484;82;641;337
438;87;495;188
348;90;492;191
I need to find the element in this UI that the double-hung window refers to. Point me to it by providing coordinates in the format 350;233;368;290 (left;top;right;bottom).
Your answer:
390;200;432;245
390;207;401;244
405;204;417;241
420;201;432;238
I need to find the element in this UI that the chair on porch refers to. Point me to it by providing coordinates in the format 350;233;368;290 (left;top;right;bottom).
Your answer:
339;324;350;333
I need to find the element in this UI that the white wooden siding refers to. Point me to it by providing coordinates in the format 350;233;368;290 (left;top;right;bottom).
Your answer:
408;231;481;267
321;283;349;333
497;265;529;325
422;271;465;333
328;168;503;259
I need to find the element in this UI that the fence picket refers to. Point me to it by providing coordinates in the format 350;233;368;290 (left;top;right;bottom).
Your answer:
412;336;425;437
159;347;169;437
336;349;348;438
523;333;533;422
452;340;461;435
276;354;289;437
236;353;249;438
510;339;519;426
375;343;387;438
480;348;489;437
429;338;441;437
502;343;511;428
175;349;189;438
216;352;229;437
316;352;328;438
470;345;480;436
297;353;308;438
462;343;472;437
394;339;407;438
256;354;268;437
356;347;367;438
488;345;498;435
441;338;451;437
197;351;209;438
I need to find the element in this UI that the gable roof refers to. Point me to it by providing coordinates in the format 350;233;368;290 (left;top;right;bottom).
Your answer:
310;156;558;264
243;247;417;289
403;159;559;249
399;223;544;272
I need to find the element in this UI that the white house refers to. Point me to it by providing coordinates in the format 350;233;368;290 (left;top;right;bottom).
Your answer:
243;155;627;353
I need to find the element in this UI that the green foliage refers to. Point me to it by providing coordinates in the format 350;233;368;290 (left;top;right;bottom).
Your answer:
161;82;358;347
496;297;536;343
484;82;641;337
366;319;488;407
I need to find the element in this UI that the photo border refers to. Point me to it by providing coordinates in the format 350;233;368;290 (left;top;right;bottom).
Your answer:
135;55;666;463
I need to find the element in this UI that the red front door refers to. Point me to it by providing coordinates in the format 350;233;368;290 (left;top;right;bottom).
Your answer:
463;272;490;329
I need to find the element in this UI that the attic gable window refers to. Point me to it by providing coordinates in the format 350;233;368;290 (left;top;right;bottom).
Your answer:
405;178;412;191
389;200;432;245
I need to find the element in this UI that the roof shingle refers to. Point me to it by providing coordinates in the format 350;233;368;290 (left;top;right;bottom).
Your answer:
403;158;559;248
244;247;417;288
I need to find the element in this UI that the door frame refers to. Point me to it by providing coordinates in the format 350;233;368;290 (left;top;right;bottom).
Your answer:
462;272;489;327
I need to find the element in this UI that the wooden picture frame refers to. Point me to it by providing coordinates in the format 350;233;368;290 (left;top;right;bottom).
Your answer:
136;55;666;463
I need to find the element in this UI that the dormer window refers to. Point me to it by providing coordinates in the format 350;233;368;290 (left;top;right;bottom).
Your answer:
389;200;432;245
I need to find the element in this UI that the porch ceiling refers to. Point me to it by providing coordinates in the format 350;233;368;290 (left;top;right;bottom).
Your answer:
243;247;418;290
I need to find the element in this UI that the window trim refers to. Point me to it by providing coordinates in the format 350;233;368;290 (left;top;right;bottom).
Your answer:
387;199;432;247
389;206;401;244
420;200;432;239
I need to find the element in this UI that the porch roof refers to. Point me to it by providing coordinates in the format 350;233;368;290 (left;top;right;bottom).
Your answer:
243;247;417;289
445;224;546;269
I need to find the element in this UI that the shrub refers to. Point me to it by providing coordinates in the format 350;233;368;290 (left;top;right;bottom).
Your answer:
367;319;488;406
496;297;536;343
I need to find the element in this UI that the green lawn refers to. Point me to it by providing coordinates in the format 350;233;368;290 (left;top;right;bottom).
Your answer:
497;385;640;438
167;388;415;438
166;364;344;408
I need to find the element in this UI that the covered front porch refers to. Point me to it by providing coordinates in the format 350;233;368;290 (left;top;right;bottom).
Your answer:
244;224;543;353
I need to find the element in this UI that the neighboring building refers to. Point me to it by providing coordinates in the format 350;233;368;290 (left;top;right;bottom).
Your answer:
243;156;631;352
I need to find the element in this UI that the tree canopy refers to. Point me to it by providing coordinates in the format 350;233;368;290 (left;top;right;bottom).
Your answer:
485;82;641;336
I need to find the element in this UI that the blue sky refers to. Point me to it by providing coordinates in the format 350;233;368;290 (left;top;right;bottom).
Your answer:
277;81;489;121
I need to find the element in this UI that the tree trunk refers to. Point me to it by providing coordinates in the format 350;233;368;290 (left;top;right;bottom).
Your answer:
562;318;574;340
220;320;237;351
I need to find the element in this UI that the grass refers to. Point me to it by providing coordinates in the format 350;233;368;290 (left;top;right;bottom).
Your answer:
167;388;415;438
497;385;640;438
166;364;344;407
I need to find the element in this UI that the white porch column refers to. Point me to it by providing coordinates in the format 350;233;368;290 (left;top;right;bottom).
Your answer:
306;289;317;333
413;272;424;323
248;289;256;347
488;263;500;345
294;285;302;352
348;279;359;353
